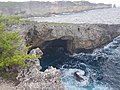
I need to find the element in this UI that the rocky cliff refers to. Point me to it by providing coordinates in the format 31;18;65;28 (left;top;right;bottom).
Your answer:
16;48;64;90
10;22;120;54
0;48;64;90
4;21;120;90
0;1;112;17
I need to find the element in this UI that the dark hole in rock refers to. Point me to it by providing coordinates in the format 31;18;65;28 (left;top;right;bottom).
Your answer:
40;38;73;71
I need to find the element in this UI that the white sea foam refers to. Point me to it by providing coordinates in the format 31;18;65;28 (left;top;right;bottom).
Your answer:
61;68;112;90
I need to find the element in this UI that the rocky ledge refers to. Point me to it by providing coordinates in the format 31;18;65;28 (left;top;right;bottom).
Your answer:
0;48;65;90
16;48;64;90
3;22;120;90
10;22;120;54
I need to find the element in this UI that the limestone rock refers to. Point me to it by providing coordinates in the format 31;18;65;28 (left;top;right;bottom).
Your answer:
22;23;120;54
16;66;64;90
29;48;43;56
0;1;112;17
15;48;64;90
28;48;43;70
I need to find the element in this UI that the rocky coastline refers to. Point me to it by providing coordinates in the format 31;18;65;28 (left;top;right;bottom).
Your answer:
0;1;112;17
0;16;120;90
0;1;119;89
12;22;120;54
0;47;65;90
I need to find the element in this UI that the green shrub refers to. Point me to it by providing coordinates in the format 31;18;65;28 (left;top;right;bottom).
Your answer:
0;15;38;70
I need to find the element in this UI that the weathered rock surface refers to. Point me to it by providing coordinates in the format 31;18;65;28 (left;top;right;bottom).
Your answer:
16;65;64;90
0;78;16;90
0;1;112;17
11;22;120;54
3;22;120;89
2;19;120;90
16;48;64;90
0;48;64;90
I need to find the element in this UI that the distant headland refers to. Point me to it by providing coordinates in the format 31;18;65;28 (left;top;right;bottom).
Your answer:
0;1;112;17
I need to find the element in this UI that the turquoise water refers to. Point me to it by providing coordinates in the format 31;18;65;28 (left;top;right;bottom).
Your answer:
35;7;120;90
61;69;112;90
41;35;120;90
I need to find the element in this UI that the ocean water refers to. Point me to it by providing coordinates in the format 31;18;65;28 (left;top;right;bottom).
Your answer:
35;8;120;90
28;7;120;24
60;36;120;90
41;35;120;90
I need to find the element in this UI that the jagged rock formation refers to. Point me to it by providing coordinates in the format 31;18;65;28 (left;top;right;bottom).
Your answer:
0;1;112;17
8;22;120;54
16;66;64;90
3;21;120;90
16;48;64;90
0;48;65;90
17;22;120;54
113;4;116;8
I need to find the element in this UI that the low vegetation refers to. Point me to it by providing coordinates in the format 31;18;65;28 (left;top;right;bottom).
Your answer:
0;15;31;25
0;15;38;79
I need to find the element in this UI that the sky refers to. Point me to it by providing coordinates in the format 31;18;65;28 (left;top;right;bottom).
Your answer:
0;0;119;6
